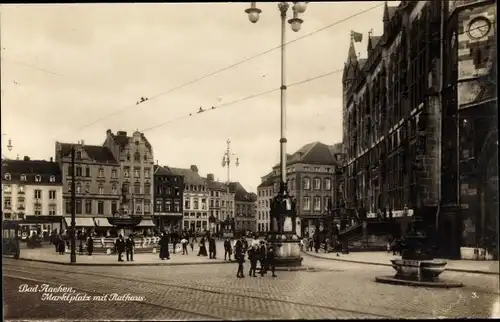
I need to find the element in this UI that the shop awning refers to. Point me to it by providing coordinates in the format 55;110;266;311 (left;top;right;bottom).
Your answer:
136;219;156;227
93;217;113;227
64;217;95;227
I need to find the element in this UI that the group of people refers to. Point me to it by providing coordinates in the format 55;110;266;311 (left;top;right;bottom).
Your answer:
114;235;136;261
50;229;95;256
233;236;276;278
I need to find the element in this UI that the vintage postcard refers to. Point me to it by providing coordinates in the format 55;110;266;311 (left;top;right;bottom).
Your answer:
1;1;498;320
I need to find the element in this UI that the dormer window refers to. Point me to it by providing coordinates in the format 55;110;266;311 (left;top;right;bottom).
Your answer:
76;151;82;160
20;174;26;181
4;173;11;180
35;175;42;182
49;175;56;183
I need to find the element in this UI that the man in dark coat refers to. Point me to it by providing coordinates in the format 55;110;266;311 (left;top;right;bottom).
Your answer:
116;235;125;262
224;238;232;261
259;241;267;276
159;232;170;260
57;233;65;255
247;245;258;277
266;244;277;277
172;232;178;254
235;240;245;278
87;234;94;256
209;235;217;259
126;235;135;261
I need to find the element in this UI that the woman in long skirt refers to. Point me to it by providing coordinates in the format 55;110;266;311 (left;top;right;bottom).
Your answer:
198;237;207;256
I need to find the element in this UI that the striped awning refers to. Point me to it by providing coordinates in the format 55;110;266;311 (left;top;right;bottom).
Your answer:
93;217;113;227
64;217;95;227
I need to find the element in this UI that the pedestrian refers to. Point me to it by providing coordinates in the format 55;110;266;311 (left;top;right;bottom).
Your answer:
172;233;178;254
266;244;277;278
209;235;217;259
308;237;313;252
387;239;392;254
224;238;232;261
181;237;189;255
159;232;170;260
78;232;84;255
242;237;249;253
248;245;258;277
235;239;245;278
116;235;125;262
189;236;195;252
314;235;320;253
87;234;94;256
259;240;267;276
57;234;65;255
126;235;135;261
251;235;260;248
198;237;208;256
324;237;330;253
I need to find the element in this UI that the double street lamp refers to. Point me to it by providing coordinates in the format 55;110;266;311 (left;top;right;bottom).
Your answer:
244;2;308;266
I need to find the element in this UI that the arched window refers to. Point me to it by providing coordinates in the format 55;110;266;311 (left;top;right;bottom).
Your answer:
35;175;42;182
20;174;27;181
4;173;11;180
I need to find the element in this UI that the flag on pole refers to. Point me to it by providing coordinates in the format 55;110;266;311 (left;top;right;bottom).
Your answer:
350;30;363;43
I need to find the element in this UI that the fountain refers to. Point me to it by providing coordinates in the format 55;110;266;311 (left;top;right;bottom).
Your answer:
375;209;463;288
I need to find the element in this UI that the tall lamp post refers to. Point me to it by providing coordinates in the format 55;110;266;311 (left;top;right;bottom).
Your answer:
244;1;308;267
222;139;239;235
1;135;13;159
70;145;77;263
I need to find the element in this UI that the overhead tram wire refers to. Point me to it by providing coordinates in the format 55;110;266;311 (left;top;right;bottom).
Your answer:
77;3;384;131
138;21;497;134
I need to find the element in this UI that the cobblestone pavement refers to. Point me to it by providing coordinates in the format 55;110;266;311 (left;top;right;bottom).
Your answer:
3;256;499;320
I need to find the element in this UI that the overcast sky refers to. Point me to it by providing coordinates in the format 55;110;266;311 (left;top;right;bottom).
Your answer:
1;1;390;192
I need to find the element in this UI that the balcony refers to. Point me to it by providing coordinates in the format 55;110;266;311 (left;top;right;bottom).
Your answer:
17;190;25;195
17;205;25;210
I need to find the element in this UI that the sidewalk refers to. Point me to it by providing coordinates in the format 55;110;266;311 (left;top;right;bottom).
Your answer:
11;245;233;267
303;250;499;275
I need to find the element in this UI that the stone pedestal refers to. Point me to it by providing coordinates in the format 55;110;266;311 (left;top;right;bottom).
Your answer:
267;233;303;267
391;259;447;281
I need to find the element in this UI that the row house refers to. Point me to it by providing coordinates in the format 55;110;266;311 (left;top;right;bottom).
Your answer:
260;141;342;237
206;173;235;234
153;165;184;231
2;157;64;233
256;173;273;233
170;165;209;233
229;182;257;233
55;142;120;230
103;130;156;229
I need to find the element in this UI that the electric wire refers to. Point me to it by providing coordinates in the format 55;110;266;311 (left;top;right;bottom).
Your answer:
139;22;497;134
76;3;384;130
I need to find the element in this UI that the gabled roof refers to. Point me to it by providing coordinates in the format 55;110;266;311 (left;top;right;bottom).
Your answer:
154;164;178;176
273;141;342;167
2;159;62;184
206;180;226;191
229;182;256;202
58;143;117;164
108;130;152;151
169;167;205;185
257;172;275;189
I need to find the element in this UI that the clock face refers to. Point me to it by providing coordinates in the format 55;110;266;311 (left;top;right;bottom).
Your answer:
467;17;491;40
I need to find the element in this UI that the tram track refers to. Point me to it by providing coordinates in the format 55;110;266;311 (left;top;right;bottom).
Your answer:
3;261;409;318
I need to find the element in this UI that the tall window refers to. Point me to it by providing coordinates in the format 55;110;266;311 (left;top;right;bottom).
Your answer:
303;178;311;190
3;197;11;209
49;190;56;200
76;167;82;177
66;200;71;214
98;185;104;194
166;201;172;212
313;178;321;190
86;167;91;177
144;168;151;178
85;200;92;214
156;200;163;212
98;168;104;177
134;152;141;162
144;184;151;194
111;201;117;215
324;178;331;190
324;197;331;211
313;197;321;211
184;199;191;210
111;169;117;178
49;205;56;216
97;201;104;215
193;198;199;210
144;202;150;213
34;190;42;199
174;201;180;212
124;168;130;177
134;168;140;178
134;184;140;194
34;203;42;215
76;200;82;214
76;183;82;193
112;184;117;194
303;197;311;211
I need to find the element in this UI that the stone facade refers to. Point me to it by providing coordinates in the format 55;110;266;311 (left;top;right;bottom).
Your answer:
206;173;235;234
256;174;273;234
153;165;184;231
55;142;120;224
103;130;155;218
230;182;257;233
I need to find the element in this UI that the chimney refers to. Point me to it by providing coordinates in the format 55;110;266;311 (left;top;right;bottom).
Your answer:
117;131;127;136
50;157;53;162
207;173;214;181
23;156;30;161
190;165;198;173
106;129;112;135
81;140;85;146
